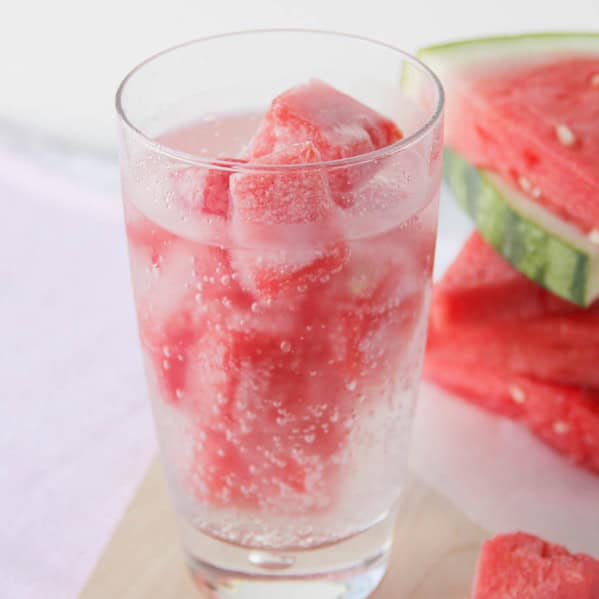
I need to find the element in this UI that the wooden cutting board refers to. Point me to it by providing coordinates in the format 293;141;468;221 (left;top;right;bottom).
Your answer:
80;457;487;598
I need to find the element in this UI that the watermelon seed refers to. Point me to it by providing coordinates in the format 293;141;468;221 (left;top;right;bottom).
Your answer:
553;421;570;435
508;385;526;404
588;229;599;245
518;176;532;193
518;176;542;199
555;124;576;147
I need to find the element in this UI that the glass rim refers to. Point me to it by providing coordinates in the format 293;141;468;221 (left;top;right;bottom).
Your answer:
115;28;445;172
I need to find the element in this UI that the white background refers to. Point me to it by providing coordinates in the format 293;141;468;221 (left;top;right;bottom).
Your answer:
1;2;599;598
2;0;599;153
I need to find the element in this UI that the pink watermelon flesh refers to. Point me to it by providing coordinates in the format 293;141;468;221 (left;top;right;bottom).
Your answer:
431;233;578;327
427;315;599;390
473;532;599;599
423;356;599;474
246;79;403;202
247;79;402;161
447;57;599;232
429;233;599;389
127;202;419;509
231;141;333;227
231;140;348;299
170;157;246;218
179;280;416;509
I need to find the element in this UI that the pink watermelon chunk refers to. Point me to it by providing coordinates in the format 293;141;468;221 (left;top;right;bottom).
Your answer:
231;141;348;298
169;157;246;218
428;233;599;389
231;141;333;227
423;356;599;474
446;57;599;233
473;532;599;599
247;79;402;161
182;307;364;509
246;79;403;201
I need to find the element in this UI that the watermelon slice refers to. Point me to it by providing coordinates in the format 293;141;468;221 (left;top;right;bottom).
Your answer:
417;33;599;305
473;532;599;599
431;232;577;327
428;233;599;389
428;315;599;390
423;357;599;474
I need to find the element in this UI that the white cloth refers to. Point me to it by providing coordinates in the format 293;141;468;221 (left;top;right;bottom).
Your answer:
0;147;155;599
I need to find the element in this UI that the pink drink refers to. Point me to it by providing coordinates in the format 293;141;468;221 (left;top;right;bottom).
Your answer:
116;31;443;598
124;112;437;544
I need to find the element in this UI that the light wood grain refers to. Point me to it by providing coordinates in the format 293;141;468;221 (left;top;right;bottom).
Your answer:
81;458;487;599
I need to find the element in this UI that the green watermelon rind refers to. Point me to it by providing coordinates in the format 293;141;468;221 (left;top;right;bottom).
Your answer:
444;148;599;306
416;31;599;75
402;32;599;94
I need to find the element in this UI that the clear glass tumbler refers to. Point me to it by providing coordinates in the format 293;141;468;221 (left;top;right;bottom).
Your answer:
116;29;443;598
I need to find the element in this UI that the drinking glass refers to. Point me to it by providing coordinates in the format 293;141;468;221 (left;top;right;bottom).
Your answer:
116;29;443;598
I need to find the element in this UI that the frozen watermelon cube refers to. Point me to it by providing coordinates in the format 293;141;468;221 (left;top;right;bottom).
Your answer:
170;157;246;218
230;141;347;298
473;532;599;599
246;79;402;199
247;79;402;161
184;322;353;511
131;223;250;406
231;141;333;227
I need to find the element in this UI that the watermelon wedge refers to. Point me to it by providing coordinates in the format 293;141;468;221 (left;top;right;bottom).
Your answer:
473;532;599;599
431;232;577;327
428;233;599;389
423;357;599;474
417;33;599;306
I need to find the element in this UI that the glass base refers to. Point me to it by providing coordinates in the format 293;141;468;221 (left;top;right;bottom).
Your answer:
182;511;395;598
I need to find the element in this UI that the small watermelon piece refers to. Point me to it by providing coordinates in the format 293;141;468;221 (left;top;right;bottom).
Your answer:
126;204;253;405
231;141;333;227
230;141;348;298
423;356;599;474
247;79;402;161
183;313;360;510
246;79;402;201
473;532;599;599
170;157;246;217
417;33;599;305
429;233;599;389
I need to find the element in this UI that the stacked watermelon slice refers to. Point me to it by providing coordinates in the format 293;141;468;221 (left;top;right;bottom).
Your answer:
418;33;599;474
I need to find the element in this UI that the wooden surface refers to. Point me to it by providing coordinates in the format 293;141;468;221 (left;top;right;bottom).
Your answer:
81;458;487;599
